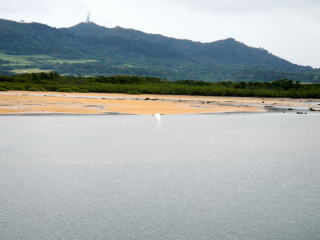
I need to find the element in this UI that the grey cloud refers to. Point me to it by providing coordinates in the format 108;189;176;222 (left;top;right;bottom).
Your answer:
171;0;320;12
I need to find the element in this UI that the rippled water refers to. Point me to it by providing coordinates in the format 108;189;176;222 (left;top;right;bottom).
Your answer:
0;113;319;240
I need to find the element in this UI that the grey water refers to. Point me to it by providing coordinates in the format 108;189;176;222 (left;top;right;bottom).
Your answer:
0;113;319;240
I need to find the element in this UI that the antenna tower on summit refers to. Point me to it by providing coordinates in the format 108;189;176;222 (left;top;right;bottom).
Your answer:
86;12;91;23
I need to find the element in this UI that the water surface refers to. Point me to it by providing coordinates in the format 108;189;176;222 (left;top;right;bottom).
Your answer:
0;113;319;240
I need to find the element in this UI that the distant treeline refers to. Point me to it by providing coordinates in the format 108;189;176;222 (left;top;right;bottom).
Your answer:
1;72;320;98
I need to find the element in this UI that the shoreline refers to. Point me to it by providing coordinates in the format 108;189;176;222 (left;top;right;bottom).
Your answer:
0;91;319;115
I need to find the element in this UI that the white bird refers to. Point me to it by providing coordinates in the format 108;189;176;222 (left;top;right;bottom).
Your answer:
153;113;162;124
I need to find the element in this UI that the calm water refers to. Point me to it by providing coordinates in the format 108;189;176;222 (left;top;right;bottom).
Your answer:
0;113;319;240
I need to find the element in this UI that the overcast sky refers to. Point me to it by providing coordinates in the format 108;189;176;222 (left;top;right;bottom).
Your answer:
1;0;319;68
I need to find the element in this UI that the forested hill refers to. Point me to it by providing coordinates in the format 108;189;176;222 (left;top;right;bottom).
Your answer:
0;18;319;82
68;22;303;71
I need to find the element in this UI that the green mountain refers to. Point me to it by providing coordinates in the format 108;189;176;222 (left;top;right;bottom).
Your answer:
67;22;305;70
0;18;319;82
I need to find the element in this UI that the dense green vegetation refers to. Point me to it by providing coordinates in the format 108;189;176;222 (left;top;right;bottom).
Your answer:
1;73;320;98
1;19;319;82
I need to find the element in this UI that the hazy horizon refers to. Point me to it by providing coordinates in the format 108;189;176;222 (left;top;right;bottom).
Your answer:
1;0;319;68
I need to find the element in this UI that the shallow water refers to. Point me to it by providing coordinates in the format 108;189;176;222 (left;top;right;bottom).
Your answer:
0;113;320;240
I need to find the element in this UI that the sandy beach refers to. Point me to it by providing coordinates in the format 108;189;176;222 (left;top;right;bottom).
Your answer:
0;91;319;115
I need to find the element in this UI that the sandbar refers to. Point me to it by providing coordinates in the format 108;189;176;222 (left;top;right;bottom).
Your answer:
0;91;319;115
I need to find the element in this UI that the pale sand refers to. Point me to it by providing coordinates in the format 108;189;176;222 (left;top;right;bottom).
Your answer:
0;91;319;115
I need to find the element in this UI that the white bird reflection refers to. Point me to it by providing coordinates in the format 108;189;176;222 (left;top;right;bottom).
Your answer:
153;113;162;124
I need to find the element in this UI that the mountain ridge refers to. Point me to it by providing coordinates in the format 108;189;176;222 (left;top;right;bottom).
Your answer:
0;18;319;82
67;21;303;70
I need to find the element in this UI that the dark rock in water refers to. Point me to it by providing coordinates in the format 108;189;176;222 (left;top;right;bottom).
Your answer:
103;112;136;115
309;108;320;112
